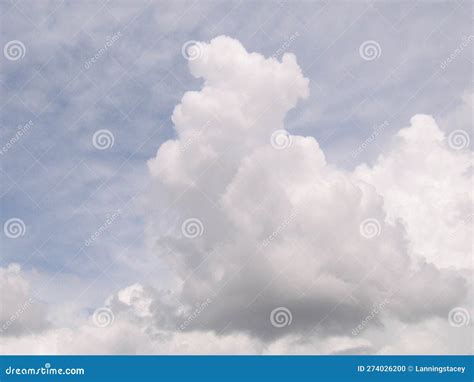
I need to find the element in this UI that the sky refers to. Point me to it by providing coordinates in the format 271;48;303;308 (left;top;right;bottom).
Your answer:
0;0;472;354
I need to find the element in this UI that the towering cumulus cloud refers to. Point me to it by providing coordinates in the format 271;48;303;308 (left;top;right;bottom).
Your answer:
2;36;471;354
143;36;471;350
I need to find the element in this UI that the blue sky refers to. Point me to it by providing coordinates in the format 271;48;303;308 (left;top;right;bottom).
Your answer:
0;0;472;354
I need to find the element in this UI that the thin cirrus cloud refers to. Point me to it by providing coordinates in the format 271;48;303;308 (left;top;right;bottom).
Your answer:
1;35;471;355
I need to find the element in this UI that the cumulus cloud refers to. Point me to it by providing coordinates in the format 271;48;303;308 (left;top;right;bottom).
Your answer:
355;114;472;269
0;264;49;337
143;36;471;348
2;36;471;355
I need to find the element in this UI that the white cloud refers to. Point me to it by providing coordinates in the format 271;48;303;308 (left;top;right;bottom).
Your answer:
2;36;471;355
2;276;470;355
142;36;471;349
0;264;49;338
355;114;472;269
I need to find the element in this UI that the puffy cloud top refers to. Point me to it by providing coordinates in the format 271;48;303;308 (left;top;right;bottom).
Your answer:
355;114;472;269
143;36;471;345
